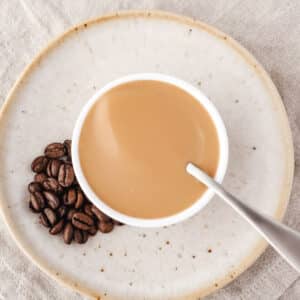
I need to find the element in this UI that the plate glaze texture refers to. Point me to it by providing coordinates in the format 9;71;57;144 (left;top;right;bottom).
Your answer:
0;10;294;300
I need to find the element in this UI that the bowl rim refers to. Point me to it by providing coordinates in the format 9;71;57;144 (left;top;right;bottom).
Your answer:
71;72;229;227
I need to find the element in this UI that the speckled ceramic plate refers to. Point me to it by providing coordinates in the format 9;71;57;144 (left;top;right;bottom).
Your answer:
0;10;294;300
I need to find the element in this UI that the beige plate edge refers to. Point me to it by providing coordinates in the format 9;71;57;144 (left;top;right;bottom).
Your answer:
0;10;295;300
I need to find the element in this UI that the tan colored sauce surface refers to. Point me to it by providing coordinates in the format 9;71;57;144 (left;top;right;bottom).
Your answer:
79;80;219;218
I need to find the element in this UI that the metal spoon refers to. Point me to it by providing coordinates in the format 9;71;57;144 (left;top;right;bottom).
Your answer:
187;162;300;273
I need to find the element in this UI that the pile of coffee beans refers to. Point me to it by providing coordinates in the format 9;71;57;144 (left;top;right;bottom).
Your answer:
28;140;122;245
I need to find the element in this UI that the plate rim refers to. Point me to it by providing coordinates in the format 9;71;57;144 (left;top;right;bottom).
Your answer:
0;9;294;300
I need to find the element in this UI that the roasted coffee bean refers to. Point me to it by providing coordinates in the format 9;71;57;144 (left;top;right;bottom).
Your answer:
44;142;66;158
72;212;94;231
57;205;68;219
50;219;65;235
74;229;89;244
39;213;50;227
43;191;60;210
98;221;114;233
28;182;42;193
62;192;67;205
43;208;57;226
91;205;111;223
58;164;74;187
74;189;85;209
82;231;89;243
88;225;97;236
43;178;63;193
66;208;76;221
29;201;37;213
31;156;48;173
74;229;84;243
30;192;45;212
64;188;85;208
46;159;62;178
28;138;123;246
34;172;48;183
73;176;78;186
63;222;73;244
64;140;72;160
83;203;94;217
63;188;76;206
74;229;82;243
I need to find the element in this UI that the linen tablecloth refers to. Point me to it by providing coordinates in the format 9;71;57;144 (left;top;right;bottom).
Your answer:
0;1;299;299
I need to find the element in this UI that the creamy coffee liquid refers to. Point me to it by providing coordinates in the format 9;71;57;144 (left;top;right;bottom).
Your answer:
79;80;219;218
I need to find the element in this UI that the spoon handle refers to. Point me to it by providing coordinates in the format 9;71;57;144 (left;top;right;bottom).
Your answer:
187;163;300;273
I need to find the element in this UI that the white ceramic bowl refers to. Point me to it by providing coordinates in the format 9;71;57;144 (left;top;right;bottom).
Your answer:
72;73;229;228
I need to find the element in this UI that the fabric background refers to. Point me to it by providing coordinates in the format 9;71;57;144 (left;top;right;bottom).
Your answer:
0;1;299;299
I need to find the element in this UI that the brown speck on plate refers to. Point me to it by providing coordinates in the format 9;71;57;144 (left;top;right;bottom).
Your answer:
166;240;170;245
208;249;212;253
109;252;113;256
